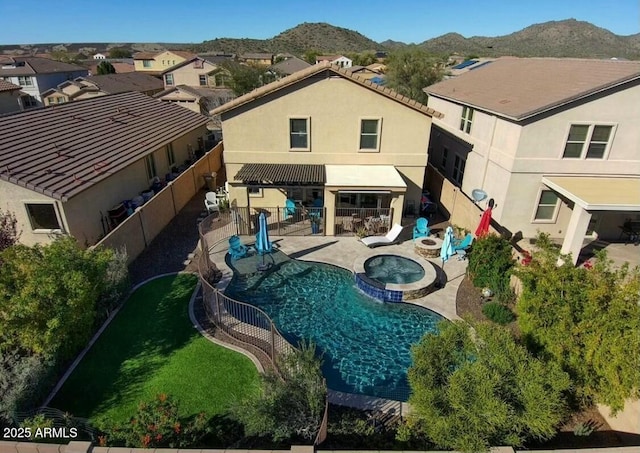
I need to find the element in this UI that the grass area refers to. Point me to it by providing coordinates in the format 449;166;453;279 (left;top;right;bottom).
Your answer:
50;273;260;425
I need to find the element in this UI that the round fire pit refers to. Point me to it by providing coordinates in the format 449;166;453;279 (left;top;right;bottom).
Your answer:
415;236;443;258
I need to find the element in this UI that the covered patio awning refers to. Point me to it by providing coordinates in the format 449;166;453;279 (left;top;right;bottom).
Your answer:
234;163;325;186
542;176;640;211
325;165;407;191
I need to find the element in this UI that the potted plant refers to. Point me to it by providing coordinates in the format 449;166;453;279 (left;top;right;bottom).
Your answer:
310;216;321;234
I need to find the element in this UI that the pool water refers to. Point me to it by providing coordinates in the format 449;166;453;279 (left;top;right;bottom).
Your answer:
364;254;425;284
225;257;443;401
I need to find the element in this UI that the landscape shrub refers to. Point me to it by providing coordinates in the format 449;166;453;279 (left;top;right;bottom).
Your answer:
0;352;54;421
482;302;515;324
468;234;515;303
0;209;20;253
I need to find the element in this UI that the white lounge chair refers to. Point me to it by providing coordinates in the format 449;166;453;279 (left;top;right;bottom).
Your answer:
361;223;404;248
204;191;220;214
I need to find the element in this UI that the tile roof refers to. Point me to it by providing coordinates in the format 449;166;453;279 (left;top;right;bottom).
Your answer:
0;91;209;201
426;57;640;120
241;53;273;60
132;52;156;60
0;57;87;76
0;79;21;92
316;55;343;62
270;56;311;75
161;56;219;75
83;72;164;94
211;62;443;118
235;163;326;185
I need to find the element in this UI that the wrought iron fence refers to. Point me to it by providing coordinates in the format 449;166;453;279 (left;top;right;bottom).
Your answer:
335;207;393;236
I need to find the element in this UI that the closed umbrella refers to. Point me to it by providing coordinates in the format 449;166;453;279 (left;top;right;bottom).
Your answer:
439;226;455;286
256;212;272;271
475;206;492;237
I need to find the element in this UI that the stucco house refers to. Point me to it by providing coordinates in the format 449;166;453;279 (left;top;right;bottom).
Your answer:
133;50;196;75
424;57;640;262
240;53;274;66
210;62;443;235
0;56;88;108
0;79;23;114
315;55;352;68
155;85;235;117
93;53;107;60
160;56;231;88
0;91;210;246
41;72;164;104
269;56;311;77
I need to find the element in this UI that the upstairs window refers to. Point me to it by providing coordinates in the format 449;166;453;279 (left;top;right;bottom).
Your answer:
441;147;449;171
142;60;152;68
164;74;174;86
166;143;175;167
562;124;613;159
460;106;473;133
453;154;466;185
359;118;381;151
289;118;309;150
26;203;61;231
199;75;207;86
145;154;157;180
18;76;33;86
22;96;37;108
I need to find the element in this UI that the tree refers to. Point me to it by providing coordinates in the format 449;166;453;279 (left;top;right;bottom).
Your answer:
49;50;80;64
0;208;20;252
96;61;116;75
347;52;377;66
217;62;267;96
108;47;132;58
402;321;570;452
384;48;445;104
516;233;640;412
303;49;321;65
467;234;516;303
233;342;326;443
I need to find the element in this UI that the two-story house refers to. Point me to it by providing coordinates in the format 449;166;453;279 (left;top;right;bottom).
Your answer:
133;50;196;75
41;72;164;104
315;55;352;68
424;57;640;262
0;79;23;114
240;53;274;66
0;91;210;246
0;56;88;108
210;62;443;235
160;56;231;88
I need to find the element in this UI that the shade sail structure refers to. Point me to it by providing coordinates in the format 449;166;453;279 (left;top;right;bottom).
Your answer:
325;165;407;190
541;176;640;211
235;163;325;186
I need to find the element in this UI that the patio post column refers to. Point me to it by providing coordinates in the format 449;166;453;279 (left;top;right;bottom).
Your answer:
392;192;405;226
560;205;592;265
324;188;335;235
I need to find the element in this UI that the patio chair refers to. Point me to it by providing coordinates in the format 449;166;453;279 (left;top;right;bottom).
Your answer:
204;192;220;214
284;199;296;220
453;233;473;252
361;224;404;248
228;235;249;260
413;217;430;241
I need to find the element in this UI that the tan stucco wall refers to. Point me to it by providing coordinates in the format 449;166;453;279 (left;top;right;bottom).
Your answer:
166;60;218;87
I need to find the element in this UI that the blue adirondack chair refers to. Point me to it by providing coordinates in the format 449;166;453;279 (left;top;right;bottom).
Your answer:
228;235;249;260
453;233;473;252
413;217;430;241
284;199;297;220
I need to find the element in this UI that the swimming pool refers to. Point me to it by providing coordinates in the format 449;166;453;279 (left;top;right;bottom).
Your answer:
224;255;443;401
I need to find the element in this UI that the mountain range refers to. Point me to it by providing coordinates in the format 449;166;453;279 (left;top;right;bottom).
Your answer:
1;19;638;60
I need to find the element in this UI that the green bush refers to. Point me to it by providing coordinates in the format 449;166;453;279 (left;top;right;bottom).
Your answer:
468;234;515;303
482;302;515;324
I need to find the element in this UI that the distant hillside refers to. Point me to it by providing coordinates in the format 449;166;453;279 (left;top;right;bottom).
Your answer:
421;19;640;59
1;19;638;60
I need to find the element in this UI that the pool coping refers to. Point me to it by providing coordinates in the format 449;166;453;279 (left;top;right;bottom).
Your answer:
353;250;438;294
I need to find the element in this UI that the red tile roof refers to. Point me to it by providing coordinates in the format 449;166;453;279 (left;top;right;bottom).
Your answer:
0;91;209;201
0;79;21;92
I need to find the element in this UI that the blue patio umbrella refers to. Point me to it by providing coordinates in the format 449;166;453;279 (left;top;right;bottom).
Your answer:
256;212;272;270
439;226;455;285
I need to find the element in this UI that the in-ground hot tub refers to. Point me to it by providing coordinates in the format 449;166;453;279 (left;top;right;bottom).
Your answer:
353;252;437;302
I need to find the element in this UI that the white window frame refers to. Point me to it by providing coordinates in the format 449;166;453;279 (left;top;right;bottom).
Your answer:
358;117;382;152
460;106;473;134
531;188;561;223
164;73;174;86
198;74;207;86
560;123;616;160
143;60;153;68
452;154;466;186
145;154;157;180
24;202;62;233
289;116;310;151
248;187;263;198
18;76;33;86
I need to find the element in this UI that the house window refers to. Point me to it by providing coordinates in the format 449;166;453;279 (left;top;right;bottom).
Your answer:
25;203;60;231
143;60;152;68
145;154;157;180
441;147;449;170
18;76;33;86
248;187;263;197
460;106;473;133
562;124;613;159
534;190;559;221
164;74;174;86
359;119;380;151
214;73;229;87
166;143;175;166
289;118;309;150
22;96;37;108
453;154;466;185
199;75;207;86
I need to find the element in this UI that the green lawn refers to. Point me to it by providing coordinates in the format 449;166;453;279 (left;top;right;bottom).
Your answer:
50;273;260;425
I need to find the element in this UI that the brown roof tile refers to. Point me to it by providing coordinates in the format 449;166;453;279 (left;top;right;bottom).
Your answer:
235;163;325;185
83;72;164;94
0;57;87;76
0;79;21;92
132;52;157;60
0;91;209;201
210;62;443;118
426;57;640;120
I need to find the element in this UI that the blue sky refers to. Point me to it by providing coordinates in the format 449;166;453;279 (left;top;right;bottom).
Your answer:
1;0;638;45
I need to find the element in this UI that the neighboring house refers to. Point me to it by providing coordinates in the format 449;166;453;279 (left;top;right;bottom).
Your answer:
41;72;164;105
160;56;230;88
445;58;495;79
349;65;383;81
269;56;311;77
133;50;196;75
315;55;352;68
155;85;235;118
0;91;210;246
93;53;107;60
240;53;274;66
86;59;135;75
0;79;23;114
0;56;88;107
366;62;386;73
210;62;443;234
424;57;640;262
